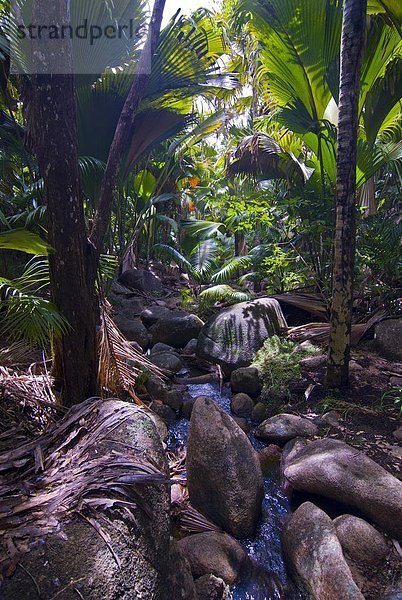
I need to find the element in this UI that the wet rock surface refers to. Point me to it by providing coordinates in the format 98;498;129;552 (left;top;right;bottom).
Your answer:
283;502;365;600
255;413;319;444
186;396;264;538
150;314;204;348
230;366;262;395
177;532;249;585
284;438;402;540
197;298;287;372
194;574;231;600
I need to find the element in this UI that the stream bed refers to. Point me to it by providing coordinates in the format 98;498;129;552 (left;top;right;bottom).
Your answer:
167;382;304;600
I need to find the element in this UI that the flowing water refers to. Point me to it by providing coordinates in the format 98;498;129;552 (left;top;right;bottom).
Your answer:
167;382;304;600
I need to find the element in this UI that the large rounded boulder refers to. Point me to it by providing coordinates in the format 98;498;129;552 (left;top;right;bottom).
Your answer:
118;268;162;294
283;502;364;600
0;400;172;600
186;396;264;538
255;414;319;444
196;298;287;372
284;438;402;540
149;313;204;348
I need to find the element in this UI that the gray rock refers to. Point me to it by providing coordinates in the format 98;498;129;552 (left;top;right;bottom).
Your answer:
167;539;198;600
321;410;342;428
375;318;402;360
114;315;149;349
119;268;162;293
197;298;287;373
181;398;196;419
141;305;171;325
230;366;262;395
145;374;170;401
393;426;402;442
187;396;263;538
280;437;308;493
178;532;249;585
150;342;176;355
163;388;184;412
333;515;389;567
282;502;364;600
251;402;271;423
182;338;198;355
300;354;327;371
231;393;255;418
232;416;251;433
255;414;319;444
0;401;170;600
195;574;230;600
151;352;183;374
115;297;145;316
150;314;204;348
149;403;177;425
381;580;402;600
284;438;402;540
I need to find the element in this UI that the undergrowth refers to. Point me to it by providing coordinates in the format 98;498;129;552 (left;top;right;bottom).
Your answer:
253;335;319;399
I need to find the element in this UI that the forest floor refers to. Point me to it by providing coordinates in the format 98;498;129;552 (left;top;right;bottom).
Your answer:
289;346;402;479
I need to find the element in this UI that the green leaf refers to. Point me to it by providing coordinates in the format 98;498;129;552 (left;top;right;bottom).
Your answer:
0;229;50;255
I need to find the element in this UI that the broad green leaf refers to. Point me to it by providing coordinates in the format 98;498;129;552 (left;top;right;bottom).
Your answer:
0;229;50;254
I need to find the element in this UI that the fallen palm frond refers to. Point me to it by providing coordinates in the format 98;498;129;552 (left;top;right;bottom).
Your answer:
0;398;167;579
0;341;39;368
173;503;222;534
167;447;221;534
0;365;61;439
98;299;166;401
273;293;329;321
286;313;384;346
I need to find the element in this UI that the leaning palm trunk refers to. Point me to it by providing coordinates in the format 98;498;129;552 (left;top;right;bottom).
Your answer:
327;0;367;387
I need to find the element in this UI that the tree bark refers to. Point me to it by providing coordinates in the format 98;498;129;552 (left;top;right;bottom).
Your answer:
27;0;99;405
23;0;166;405
326;0;367;387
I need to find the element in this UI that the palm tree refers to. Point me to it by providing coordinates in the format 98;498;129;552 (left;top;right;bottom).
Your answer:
326;0;367;387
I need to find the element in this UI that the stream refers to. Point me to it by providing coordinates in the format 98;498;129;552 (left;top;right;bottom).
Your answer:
167;382;304;600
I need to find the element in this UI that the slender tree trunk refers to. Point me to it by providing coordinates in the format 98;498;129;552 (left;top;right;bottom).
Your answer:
235;231;247;256
89;0;166;260
326;0;367;387
27;0;99;405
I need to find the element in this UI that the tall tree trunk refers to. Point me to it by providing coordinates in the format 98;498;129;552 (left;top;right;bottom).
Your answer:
326;0;367;387
24;0;165;405
27;0;99;405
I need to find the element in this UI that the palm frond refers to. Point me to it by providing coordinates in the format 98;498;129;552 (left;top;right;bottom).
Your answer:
98;300;165;399
211;255;253;283
199;284;251;304
0;228;50;254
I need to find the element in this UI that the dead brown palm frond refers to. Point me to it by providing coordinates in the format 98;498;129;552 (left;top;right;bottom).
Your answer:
0;398;167;578
171;501;221;535
0;365;62;439
0;341;39;368
98;299;166;402
167;447;221;535
167;447;186;480
273;293;330;321
286;312;384;346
